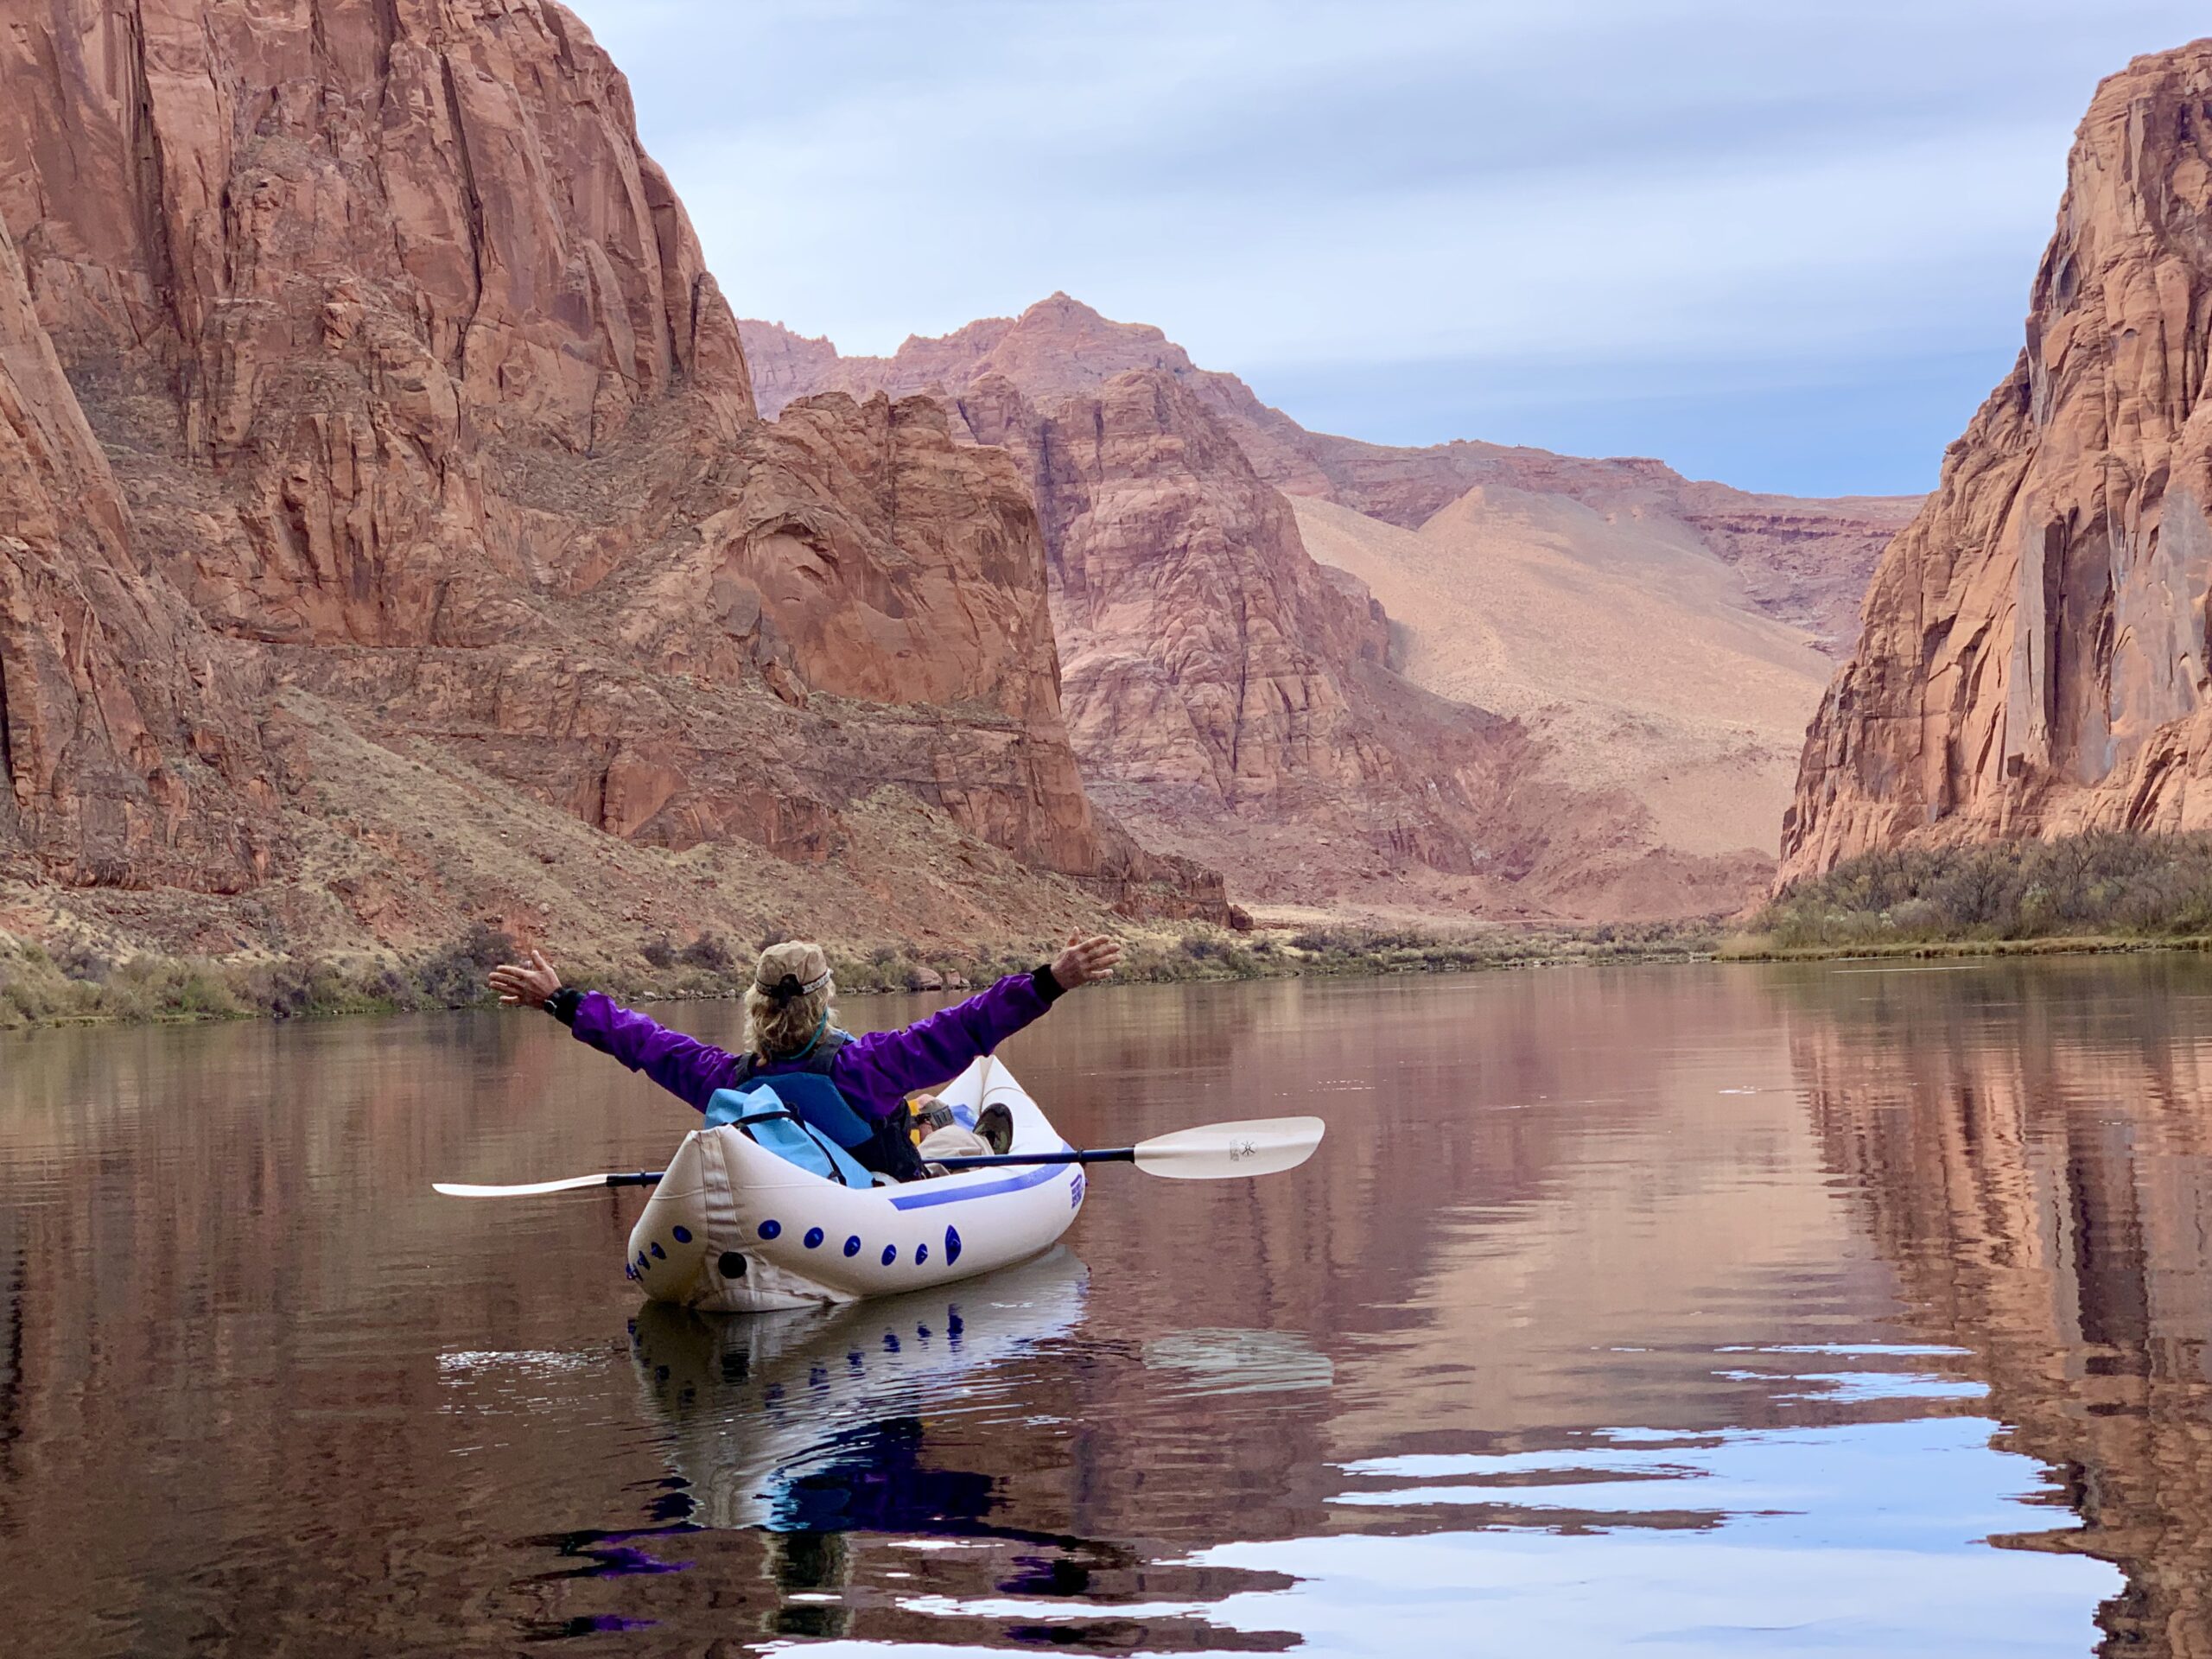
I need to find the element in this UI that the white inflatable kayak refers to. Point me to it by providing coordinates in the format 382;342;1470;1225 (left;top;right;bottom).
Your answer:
624;1057;1083;1313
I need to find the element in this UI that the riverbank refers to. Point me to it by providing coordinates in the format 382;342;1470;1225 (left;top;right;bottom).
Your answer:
0;918;1721;1032
1717;932;2212;963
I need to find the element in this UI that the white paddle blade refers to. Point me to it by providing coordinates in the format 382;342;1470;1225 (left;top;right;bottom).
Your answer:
432;1173;616;1198
1132;1116;1325;1180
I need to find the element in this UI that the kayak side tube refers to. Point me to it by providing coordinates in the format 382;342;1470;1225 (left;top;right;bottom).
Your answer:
625;1057;1085;1313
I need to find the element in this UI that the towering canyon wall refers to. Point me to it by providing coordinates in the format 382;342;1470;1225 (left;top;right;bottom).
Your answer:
1783;41;2212;880
0;0;1222;960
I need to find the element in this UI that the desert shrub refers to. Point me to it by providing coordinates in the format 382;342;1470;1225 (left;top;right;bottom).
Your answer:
1756;831;2212;947
638;934;677;969
677;932;732;971
413;922;518;1008
53;941;114;983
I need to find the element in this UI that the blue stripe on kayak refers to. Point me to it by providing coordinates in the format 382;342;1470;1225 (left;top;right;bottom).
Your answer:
888;1160;1071;1210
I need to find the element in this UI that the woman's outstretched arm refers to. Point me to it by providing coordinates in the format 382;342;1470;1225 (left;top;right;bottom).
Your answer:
489;950;739;1112
834;933;1122;1109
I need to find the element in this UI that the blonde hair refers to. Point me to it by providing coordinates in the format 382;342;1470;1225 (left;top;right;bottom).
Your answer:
743;978;836;1059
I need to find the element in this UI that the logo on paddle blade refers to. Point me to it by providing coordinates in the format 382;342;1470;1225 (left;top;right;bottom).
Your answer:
1230;1138;1258;1161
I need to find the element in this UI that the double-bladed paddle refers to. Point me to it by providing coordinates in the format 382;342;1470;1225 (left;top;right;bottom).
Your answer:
430;1115;1324;1198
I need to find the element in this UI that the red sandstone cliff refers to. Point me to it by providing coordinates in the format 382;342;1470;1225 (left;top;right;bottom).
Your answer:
951;367;1568;904
0;0;1222;962
1782;40;2212;881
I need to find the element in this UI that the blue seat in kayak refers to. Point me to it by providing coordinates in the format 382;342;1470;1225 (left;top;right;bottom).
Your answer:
704;1084;875;1187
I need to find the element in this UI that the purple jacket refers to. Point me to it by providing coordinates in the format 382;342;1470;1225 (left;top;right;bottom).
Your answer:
566;971;1055;1121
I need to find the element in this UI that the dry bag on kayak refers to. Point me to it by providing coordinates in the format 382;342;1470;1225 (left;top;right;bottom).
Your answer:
703;1084;876;1187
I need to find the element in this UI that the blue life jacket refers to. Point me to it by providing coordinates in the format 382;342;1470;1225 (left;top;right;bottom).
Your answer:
705;1084;876;1187
716;1030;923;1181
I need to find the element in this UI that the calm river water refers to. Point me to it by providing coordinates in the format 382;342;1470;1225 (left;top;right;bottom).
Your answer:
4;957;2209;1655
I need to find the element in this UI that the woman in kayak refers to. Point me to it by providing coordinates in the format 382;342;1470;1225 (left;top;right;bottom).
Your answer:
486;933;1122;1181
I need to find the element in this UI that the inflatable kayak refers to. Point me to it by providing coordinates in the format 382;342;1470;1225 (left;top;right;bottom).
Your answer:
624;1056;1083;1313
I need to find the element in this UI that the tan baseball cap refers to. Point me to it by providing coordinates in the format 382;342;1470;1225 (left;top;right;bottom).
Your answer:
754;940;831;999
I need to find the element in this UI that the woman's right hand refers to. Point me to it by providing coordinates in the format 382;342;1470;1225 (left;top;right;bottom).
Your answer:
489;949;563;1009
1051;931;1123;991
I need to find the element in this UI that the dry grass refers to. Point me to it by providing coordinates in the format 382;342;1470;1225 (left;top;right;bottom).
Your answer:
1743;832;2212;951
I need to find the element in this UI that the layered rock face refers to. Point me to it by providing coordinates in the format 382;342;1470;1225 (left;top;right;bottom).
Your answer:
952;366;1550;899
0;0;1221;957
0;208;275;894
1782;41;2212;880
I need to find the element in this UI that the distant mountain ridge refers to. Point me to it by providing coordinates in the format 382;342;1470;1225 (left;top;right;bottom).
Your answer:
745;295;1922;653
744;297;1914;916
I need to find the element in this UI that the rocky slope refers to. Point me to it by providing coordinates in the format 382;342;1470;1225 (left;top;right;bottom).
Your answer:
0;0;1223;969
745;296;1896;913
1293;489;1834;868
1782;40;2212;881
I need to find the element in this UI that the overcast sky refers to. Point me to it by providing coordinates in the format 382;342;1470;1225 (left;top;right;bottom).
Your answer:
564;1;2206;497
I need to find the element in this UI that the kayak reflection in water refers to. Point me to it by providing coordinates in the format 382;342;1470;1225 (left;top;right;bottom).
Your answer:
486;933;1122;1182
629;1248;1090;1534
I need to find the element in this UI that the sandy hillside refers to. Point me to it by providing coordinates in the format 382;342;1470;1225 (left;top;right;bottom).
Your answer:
1293;490;1834;859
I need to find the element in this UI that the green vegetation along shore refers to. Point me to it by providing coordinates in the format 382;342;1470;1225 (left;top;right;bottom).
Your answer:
0;919;1717;1032
1741;831;2212;953
20;830;2212;1032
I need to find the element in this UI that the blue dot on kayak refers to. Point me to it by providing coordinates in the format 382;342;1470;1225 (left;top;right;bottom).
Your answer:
758;1219;781;1241
649;1241;665;1259
915;1243;929;1264
671;1226;691;1243
881;1243;898;1266
944;1226;962;1265
843;1235;861;1257
804;1227;823;1249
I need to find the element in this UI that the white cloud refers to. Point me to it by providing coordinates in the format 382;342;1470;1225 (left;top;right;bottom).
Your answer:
563;0;2209;490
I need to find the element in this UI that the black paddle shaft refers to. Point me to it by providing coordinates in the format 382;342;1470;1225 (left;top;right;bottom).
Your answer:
598;1151;1129;1186
929;1147;1137;1171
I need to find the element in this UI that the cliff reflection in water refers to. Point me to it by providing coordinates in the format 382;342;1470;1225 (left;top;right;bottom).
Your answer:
0;967;2187;1652
1793;957;2212;1655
